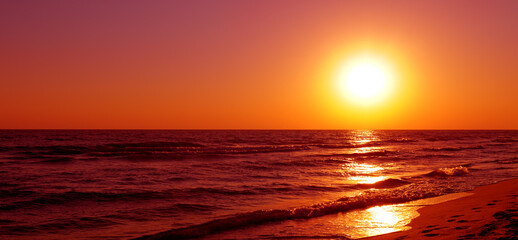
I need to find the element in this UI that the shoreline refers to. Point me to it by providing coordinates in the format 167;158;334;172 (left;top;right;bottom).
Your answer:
365;178;518;239
134;179;517;240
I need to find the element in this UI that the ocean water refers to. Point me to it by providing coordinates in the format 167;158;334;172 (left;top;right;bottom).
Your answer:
0;130;516;239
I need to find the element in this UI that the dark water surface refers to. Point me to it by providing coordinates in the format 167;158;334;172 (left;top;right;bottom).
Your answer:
0;130;516;239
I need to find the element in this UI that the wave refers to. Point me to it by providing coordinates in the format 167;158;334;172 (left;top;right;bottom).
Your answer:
423;135;467;142
313;150;395;158
0;189;36;199
105;141;205;148
299;139;415;150
1;216;117;235
418;154;454;159
0;191;150;211
145;169;485;240
251;184;349;195
272;158;350;167
357;178;411;189
492;138;518;143
2;141;203;157
160;203;219;213
486;143;512;147
313;144;354;149
203;145;311;155
421;146;484;152
11;145;91;157
485;157;518;165
5;142;313;162
424;166;469;178
37;156;75;163
188;187;256;195
360;139;417;147
90;141;205;158
0;188;256;212
2;137;425;163
382;138;417;143
134;188;437;240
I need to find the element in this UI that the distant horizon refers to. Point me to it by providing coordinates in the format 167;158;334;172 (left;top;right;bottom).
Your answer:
2;128;517;131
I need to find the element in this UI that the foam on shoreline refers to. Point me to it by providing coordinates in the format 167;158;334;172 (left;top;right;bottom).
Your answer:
365;178;518;239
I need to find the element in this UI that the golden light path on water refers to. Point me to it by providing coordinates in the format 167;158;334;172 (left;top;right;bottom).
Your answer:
352;130;377;144
211;130;423;239
327;204;415;238
339;130;390;184
343;163;386;184
205;131;477;239
336;193;473;238
328;131;471;238
336;130;415;238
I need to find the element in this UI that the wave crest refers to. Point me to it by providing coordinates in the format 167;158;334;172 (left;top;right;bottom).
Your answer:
424;166;469;178
358;178;410;189
134;188;436;240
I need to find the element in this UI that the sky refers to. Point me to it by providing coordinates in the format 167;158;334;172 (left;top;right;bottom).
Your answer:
1;0;517;129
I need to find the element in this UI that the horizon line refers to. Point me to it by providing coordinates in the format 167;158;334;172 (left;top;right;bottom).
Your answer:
1;128;517;131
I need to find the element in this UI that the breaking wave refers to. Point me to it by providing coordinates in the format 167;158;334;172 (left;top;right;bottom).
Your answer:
357;178;411;189
134;186;439;240
424;166;469;178
134;165;484;240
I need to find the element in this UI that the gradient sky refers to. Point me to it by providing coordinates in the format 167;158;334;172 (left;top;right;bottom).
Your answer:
1;0;517;129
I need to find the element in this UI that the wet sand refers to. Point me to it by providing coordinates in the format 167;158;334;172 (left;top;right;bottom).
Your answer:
366;178;518;240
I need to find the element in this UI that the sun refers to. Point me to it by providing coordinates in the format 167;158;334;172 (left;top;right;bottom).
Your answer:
345;63;387;99
336;54;394;106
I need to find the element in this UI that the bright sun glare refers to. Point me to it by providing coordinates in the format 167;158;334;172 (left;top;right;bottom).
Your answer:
337;55;394;106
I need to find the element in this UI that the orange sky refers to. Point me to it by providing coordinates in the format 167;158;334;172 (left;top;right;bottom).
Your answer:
1;0;517;129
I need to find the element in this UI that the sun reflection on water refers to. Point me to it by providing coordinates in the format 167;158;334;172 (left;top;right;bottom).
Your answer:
346;162;384;174
336;130;395;185
355;204;415;237
340;162;386;184
368;206;403;227
330;131;413;238
348;176;386;184
327;204;417;238
352;130;377;145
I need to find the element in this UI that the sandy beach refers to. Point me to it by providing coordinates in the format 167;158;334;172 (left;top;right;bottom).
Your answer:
366;178;518;240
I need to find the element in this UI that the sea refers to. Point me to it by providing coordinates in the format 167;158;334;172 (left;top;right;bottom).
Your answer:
0;130;516;239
